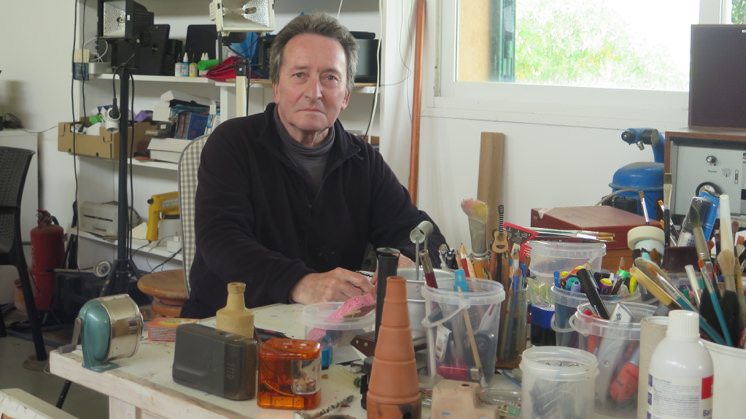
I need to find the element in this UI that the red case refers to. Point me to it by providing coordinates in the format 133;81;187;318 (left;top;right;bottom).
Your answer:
530;206;648;250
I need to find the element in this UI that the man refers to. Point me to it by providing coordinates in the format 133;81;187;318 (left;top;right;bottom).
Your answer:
181;13;447;318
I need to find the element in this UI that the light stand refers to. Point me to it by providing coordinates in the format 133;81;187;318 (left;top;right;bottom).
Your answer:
100;63;140;297
95;0;153;296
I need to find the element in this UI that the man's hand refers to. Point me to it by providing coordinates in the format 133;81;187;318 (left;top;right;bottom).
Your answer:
290;268;375;305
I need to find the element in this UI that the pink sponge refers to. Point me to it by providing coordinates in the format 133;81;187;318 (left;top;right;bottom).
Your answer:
329;294;376;319
307;295;376;341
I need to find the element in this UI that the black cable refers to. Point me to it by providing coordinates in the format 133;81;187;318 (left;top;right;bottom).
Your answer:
128;70;136;260
69;0;82;269
364;85;379;138
150;248;182;273
81;0;88;121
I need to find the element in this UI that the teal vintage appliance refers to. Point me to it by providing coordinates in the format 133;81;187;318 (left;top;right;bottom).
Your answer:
606;128;664;218
70;294;143;371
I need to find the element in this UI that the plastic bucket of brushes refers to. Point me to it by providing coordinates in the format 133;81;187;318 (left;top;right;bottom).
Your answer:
551;285;642;348
526;240;606;288
569;301;659;418
421;278;505;384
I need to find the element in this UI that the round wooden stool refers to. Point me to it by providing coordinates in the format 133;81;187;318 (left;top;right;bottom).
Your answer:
137;270;188;317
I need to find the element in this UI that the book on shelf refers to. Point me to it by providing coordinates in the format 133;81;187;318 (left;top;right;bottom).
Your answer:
147;137;191;153
174;112;209;140
149;149;182;164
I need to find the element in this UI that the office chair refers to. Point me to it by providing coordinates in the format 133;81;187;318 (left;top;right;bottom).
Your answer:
0;146;47;361
137;136;208;316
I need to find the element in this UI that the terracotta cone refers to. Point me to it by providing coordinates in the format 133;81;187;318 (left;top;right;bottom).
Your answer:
367;276;421;419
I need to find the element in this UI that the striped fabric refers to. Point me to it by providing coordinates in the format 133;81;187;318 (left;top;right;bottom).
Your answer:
177;136;208;296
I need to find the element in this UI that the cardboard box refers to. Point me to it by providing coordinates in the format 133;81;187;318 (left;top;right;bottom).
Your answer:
58;120;150;159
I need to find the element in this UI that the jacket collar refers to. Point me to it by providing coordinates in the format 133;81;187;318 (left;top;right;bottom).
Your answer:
258;103;361;165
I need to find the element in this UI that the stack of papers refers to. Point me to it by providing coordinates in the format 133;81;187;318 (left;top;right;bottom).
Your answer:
147;137;191;163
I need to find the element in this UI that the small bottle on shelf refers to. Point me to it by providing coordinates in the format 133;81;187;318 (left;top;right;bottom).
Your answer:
180;52;189;77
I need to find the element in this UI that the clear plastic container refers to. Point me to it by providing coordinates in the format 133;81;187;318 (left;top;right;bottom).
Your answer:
570;301;658;418
526;240;606;287
519;346;599;419
703;340;746;417
301;302;374;365
421;278;505;383
551;286;642;348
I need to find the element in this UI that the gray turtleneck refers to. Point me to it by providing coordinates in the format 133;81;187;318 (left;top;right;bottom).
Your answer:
274;108;335;194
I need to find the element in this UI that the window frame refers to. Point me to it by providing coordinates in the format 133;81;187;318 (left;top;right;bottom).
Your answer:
425;0;727;129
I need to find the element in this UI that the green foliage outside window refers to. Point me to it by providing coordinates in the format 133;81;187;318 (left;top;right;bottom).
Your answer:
513;0;688;90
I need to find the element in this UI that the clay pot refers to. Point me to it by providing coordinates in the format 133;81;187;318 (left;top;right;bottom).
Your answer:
366;276;422;419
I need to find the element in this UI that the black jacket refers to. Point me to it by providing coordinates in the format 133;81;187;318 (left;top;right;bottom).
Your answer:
182;104;447;317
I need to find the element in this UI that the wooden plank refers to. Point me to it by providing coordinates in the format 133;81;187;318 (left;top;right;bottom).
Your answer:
0;388;78;419
477;132;506;237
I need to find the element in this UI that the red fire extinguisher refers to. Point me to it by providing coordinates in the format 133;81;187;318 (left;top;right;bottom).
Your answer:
30;210;65;311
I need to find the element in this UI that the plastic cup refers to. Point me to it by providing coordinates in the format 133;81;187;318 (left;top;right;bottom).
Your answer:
703;340;746;418
526;240;606;287
421;278;505;383
551;286;642;347
301;302;374;365
569;301;658;418
519;346;599;419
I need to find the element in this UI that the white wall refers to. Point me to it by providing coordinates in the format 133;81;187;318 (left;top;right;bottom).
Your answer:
1;1;78;228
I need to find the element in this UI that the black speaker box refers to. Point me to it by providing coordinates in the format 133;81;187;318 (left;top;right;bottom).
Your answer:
689;25;746;129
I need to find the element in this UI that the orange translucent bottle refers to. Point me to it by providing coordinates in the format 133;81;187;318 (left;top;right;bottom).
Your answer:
257;338;321;410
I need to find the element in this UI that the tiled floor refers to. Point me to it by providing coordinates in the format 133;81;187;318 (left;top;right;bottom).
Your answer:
1;315;108;418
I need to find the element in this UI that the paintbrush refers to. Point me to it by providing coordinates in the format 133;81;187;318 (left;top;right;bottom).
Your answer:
631;265;725;345
684;264;702;308
531;227;615;242
459;243;476;277
461;199;489;278
453;269;487;388
717;195;746;330
690;205;734;346
639;191;650;225
663;172;673;210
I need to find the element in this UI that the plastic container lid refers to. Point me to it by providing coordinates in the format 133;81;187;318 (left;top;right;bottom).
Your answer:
570;302;658;340
520;346;599;382
301;302;375;331
420;278;505;305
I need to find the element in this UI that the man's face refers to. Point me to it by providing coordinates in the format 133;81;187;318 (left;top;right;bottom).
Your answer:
273;33;351;145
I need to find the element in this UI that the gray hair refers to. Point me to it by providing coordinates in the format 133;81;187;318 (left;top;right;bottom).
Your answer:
269;13;358;91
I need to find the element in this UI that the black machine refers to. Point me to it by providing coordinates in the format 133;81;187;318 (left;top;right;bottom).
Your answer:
111;24;182;76
172;324;257;400
99;0;182;76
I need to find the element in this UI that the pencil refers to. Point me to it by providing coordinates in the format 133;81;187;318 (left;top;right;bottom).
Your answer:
459;244;476;278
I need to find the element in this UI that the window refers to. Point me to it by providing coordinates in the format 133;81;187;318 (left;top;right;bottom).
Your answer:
432;0;732;127
459;0;700;91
